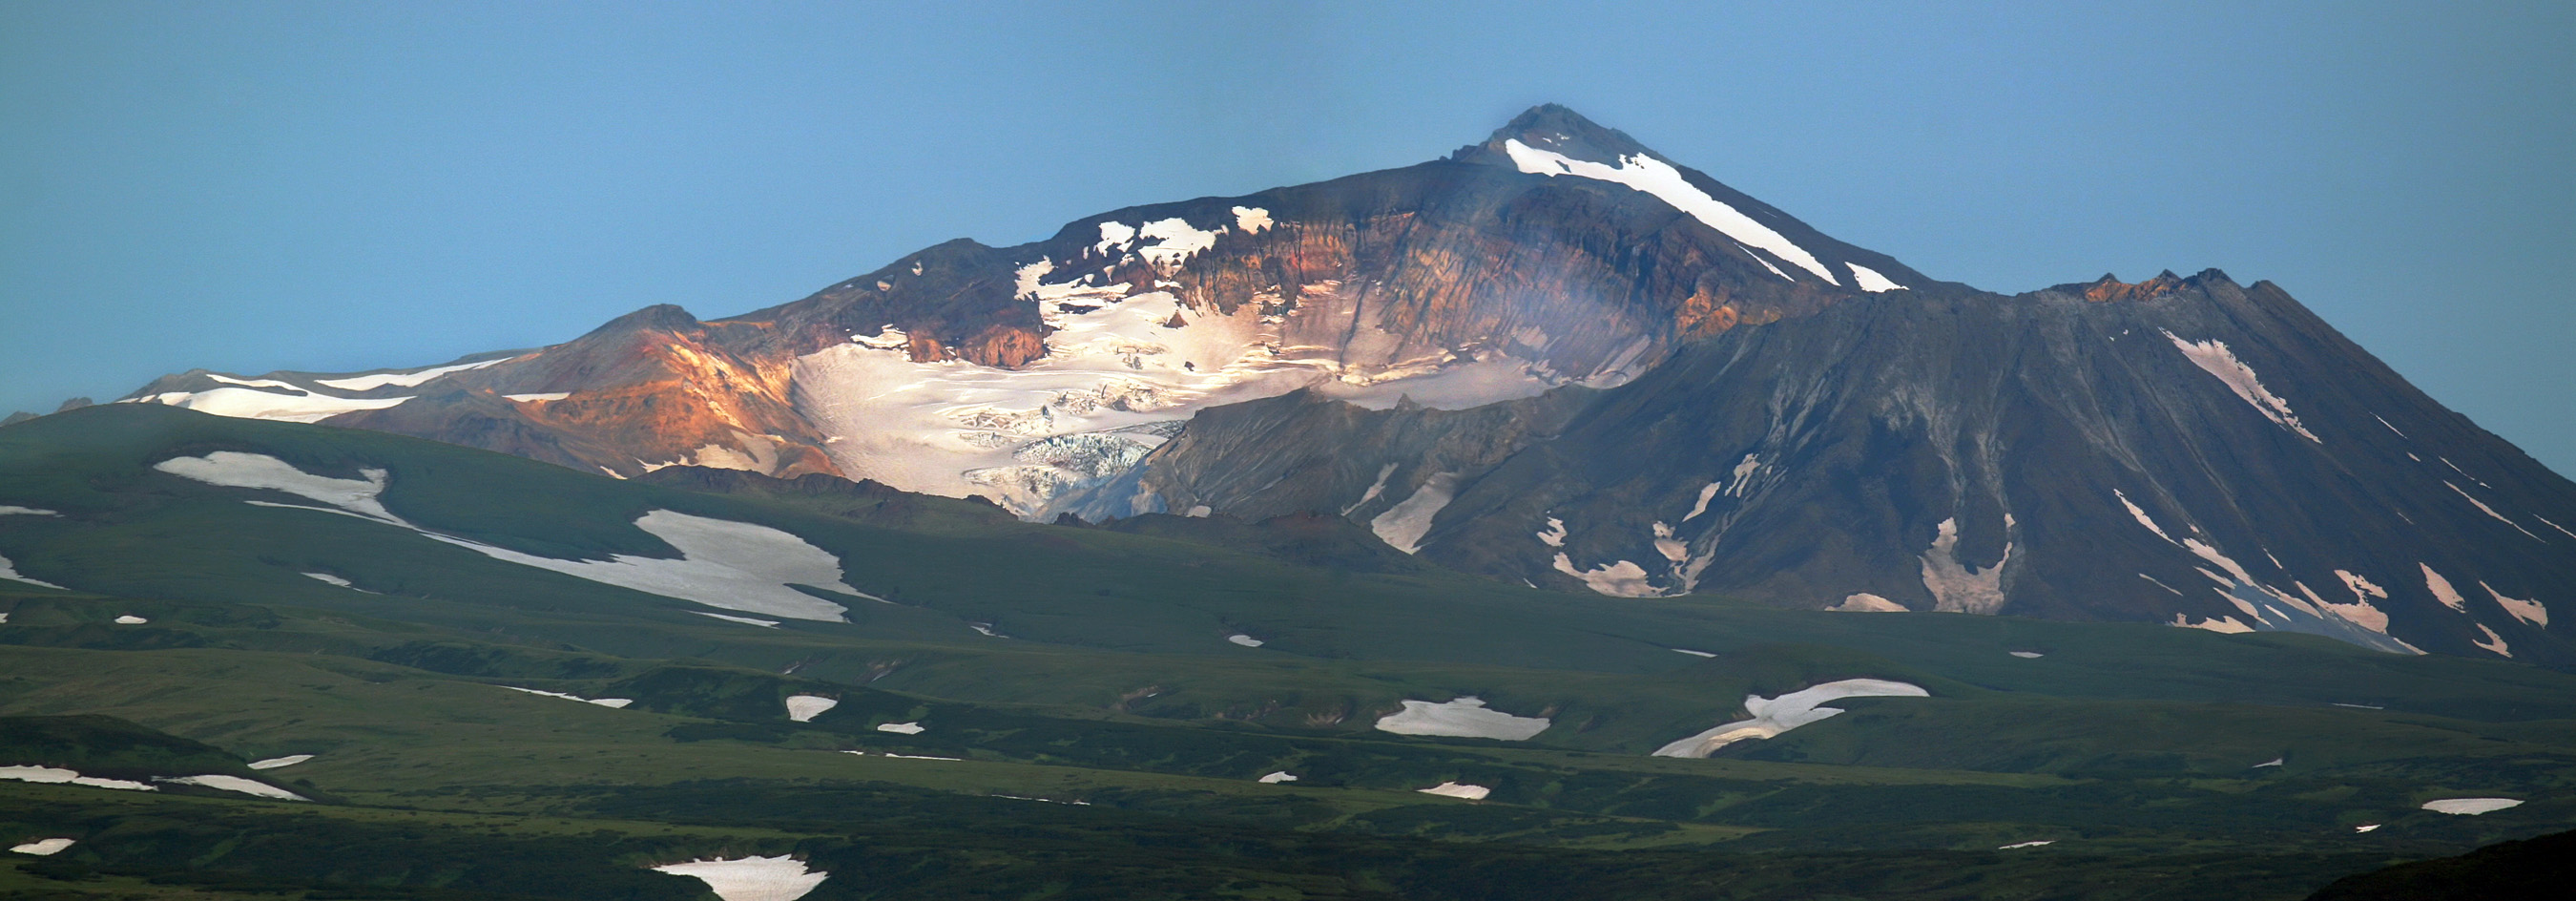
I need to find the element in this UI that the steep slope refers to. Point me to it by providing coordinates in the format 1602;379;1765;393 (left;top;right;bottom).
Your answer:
1095;270;2576;662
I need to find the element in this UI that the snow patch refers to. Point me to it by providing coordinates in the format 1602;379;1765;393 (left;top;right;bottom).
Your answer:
1848;263;1906;292
1257;770;1298;784
313;357;508;390
1368;473;1458;555
1226;634;1264;647
301;573;353;588
2443;482;2542;540
2374;414;2406;438
154;452;405;525
1670;647;1717;658
2009;651;2045;659
1997;841;2054;849
1416;781;1490;800
130;388;412;423
499;686;633;708
505;392;571;403
1534;516;1567;548
784;695;838;723
651;855;829;901
2170;614;2254;634
2253;757;2284;768
1920;517;2010;615
1651;521;1688;563
1132;217;1224;269
1683;482;1722;521
2483;582;2546;627
113;615;148;624
2354;824;2381;833
1552;555;1656;597
2420;798;2523;815
2162;332;2319;442
1504;139;1838;283
2420;564;2467;611
2471;622;2511;658
1343;464;1398;516
0;765;155;791
248;755;312;770
875;721;925;735
0;506;57;516
9;838;73;855
0;554;66;590
156;774;306;801
693;611;781;628
1232;206;1272;233
1653;679;1928;758
427;510;865;622
1829;593;1907;613
1374;696;1550;741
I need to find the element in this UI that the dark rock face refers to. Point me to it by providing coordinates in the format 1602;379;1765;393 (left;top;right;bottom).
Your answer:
1102;268;2576;662
109;104;2573;661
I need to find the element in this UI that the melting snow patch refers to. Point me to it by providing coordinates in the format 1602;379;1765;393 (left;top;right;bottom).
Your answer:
1997;841;2054;849
1369;472;1458;555
2332;703;2385;710
2420;798;2523;815
2114;491;2174;543
314;357;509;391
1227;634;1264;647
2536;514;2576;541
1258;771;1298;784
9;838;73;855
113;616;147;624
156;775;306;801
426;510;865;622
784;695;838;723
2008;651;2045;659
876;722;925;735
1684;482;1722;521
693;611;781;628
1374;696;1551;741
130;388;412;423
0;506;57;516
154;452;405;525
1920;517;2010;615
1503;139;1838;283
2471;623;2511;658
883;753;959;761
1652;679;1928;758
301;573;354;589
2253;758;2284;768
651;855;829;901
1671;647;1717;658
1553;555;1656;597
2443;482;2543;540
1830;593;1907;613
1232;206;1272;233
499;686;633;708
0;554;67;590
1416;781;1490;800
2162;332;2319;442
2170;613;2254;634
1848;263;1907;292
1534;516;1567;548
505;392;571;403
2420;564;2467;611
247;755;313;770
2354;824;2381;833
2482;582;2547;627
0;765;154;791
1343;464;1397;516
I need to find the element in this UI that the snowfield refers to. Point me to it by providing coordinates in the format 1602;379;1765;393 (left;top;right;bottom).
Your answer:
1652;679;1929;758
2163;332;2319;443
156;774;307;801
1416;781;1491;800
154;451;868;623
1373;696;1550;741
783;695;838;723
651;855;829;901
2420;797;2523;815
9;838;73;856
0;765;155;791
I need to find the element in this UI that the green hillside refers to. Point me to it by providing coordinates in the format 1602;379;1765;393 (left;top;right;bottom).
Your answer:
2;405;2568;899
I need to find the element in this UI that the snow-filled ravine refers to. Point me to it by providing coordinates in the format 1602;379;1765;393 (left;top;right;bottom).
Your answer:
1373;696;1550;741
651;855;828;901
1652;679;1928;758
151;451;867;622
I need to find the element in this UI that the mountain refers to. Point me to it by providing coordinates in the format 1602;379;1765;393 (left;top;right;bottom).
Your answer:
88;105;2574;664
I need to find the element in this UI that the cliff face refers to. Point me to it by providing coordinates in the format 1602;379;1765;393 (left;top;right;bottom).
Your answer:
104;105;2575;661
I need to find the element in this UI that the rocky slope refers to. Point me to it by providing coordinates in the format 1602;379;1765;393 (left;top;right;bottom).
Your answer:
86;105;2574;661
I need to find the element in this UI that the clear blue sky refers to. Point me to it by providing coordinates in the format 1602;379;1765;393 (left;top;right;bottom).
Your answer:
4;1;2568;474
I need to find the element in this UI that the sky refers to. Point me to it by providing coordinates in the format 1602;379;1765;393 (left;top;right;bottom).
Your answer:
3;1;2568;474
